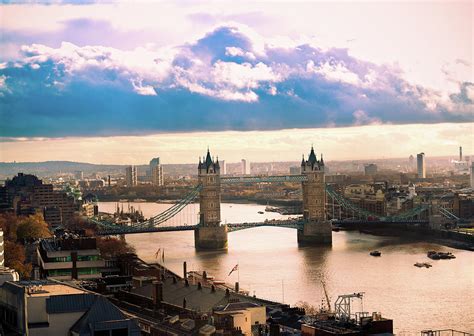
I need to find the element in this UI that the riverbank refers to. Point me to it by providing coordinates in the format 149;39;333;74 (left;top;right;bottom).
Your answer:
346;227;474;251
97;196;302;206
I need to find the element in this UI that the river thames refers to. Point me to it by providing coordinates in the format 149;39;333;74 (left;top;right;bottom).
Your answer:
99;201;474;334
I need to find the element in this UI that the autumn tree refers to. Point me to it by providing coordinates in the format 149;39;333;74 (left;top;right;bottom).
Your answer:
16;213;52;240
4;240;32;278
0;213;20;241
64;214;97;235
96;237;136;259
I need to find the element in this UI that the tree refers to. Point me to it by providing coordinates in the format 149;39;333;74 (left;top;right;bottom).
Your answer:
16;213;52;240
64;214;97;234
0;213;20;241
96;237;136;259
4;240;32;278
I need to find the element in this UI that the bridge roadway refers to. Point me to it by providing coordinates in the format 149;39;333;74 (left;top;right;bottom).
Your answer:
96;218;429;235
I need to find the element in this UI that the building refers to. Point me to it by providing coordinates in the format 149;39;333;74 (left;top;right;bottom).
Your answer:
125;166;138;187
364;164;378;175
0;229;20;286
452;192;474;219
37;237;105;281
0;280;140;336
408;155;415;171
0;173;78;227
471;162;474;188
151;165;164;186
343;184;386;217
213;302;266;335
417;152;426;179
220;160;227;175
289;166;300;175
149;158;164;186
241;159;251;175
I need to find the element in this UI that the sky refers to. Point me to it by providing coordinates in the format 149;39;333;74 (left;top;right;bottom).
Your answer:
0;1;472;164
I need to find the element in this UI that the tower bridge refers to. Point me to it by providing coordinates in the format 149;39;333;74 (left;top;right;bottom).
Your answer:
93;147;444;249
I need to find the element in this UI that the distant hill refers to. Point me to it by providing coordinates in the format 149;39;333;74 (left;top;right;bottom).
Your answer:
0;161;126;178
0;161;199;179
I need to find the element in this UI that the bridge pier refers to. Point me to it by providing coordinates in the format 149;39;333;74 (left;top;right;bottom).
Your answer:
298;147;332;245
194;226;228;250
195;149;228;250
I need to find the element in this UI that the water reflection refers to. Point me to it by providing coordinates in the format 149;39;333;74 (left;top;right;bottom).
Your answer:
101;202;474;333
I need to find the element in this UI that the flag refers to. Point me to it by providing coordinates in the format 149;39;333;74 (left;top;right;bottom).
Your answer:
155;248;161;259
228;264;238;276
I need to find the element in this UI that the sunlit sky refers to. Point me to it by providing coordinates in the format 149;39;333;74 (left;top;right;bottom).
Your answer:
0;1;472;164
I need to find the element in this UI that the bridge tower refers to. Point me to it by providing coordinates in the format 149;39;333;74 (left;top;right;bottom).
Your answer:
194;149;228;250
298;146;332;245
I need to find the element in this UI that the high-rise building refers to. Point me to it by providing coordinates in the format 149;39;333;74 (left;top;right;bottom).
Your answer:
220;160;227;175
459;146;463;161
241;159;251;175
417;153;426;179
125;166;138;187
408;155;415;170
149;157;164;186
470;162;474;188
364;164;378;175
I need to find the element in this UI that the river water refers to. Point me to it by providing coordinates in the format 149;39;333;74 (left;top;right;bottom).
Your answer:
99;201;474;334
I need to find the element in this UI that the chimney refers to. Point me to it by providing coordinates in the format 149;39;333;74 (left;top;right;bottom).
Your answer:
185;279;189;287
211;285;215;292
460;146;463;161
235;282;239;293
198;282;202;290
183;297;187;309
225;288;230;297
152;281;163;305
183;261;187;279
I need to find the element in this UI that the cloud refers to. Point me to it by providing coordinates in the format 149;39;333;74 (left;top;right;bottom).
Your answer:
0;24;472;137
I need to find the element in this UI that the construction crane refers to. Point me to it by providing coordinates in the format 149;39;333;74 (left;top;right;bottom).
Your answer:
321;280;332;313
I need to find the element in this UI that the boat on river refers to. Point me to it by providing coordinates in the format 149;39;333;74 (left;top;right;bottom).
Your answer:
427;251;456;260
370;250;381;257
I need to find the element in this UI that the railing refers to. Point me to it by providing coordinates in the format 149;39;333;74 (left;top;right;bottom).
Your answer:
221;175;308;184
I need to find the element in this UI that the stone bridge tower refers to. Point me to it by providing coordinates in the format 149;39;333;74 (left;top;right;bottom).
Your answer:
298;147;332;245
194;149;228;250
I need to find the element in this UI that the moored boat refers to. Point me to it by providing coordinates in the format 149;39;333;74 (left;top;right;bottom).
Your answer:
370;250;381;257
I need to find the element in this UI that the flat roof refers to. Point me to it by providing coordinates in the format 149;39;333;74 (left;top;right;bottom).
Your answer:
24;282;86;297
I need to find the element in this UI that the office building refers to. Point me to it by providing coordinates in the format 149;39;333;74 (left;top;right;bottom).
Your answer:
149;158;164;186
471;162;474;188
364;163;378;175
149;157;164;186
37;237;104;281
125;165;138;187
408;154;415;170
417;152;426;179
220;160;227;175
0;173;78;227
0;281;140;336
241;159;251;175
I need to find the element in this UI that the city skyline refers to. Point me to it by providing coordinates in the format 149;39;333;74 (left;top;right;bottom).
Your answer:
0;1;472;164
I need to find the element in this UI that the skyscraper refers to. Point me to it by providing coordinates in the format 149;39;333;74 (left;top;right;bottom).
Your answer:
241;159;251;175
470;162;474;188
125;165;138;187
220;160;227;175
417;153;426;179
408;155;415;170
149;157;164;186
